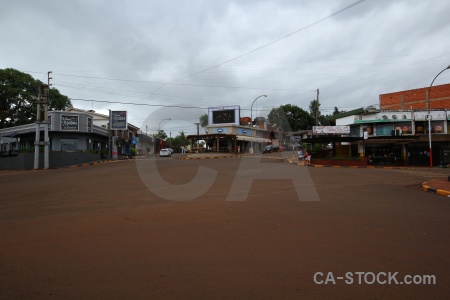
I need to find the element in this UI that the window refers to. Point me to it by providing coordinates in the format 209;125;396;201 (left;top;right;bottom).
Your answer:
61;138;78;152
375;124;393;136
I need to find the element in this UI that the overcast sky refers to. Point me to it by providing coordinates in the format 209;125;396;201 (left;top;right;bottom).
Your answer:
1;0;450;135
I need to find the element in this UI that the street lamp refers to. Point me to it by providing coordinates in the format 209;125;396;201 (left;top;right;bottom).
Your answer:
158;118;171;132
427;65;450;167
250;94;267;154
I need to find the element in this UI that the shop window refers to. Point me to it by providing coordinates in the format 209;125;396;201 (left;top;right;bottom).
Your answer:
61;138;78;152
415;122;425;134
432;121;444;133
375;124;393;136
395;122;412;134
350;126;361;137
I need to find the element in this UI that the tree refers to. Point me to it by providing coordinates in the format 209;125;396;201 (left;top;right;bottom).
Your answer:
174;131;189;149
309;99;321;125
268;104;314;132
154;130;167;140
0;68;72;129
309;99;338;126
332;106;345;116
199;113;208;129
48;87;72;111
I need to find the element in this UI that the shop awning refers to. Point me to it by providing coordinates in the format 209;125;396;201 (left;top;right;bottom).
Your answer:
236;136;271;143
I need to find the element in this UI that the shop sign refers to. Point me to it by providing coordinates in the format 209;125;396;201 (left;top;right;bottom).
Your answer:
111;111;127;130
112;146;118;159
313;126;350;135
61;115;79;131
414;111;445;121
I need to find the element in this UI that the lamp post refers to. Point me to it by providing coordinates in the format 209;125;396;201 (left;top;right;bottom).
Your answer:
250;94;267;154
157;118;171;154
158;118;171;133
427;65;450;168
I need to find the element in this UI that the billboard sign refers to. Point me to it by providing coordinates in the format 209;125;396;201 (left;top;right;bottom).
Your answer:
111;111;127;130
208;106;240;125
61;115;79;131
313;126;350;135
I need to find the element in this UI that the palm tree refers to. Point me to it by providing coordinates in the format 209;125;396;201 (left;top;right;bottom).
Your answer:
199;114;208;129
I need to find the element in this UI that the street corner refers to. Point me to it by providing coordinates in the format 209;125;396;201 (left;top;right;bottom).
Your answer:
421;180;450;197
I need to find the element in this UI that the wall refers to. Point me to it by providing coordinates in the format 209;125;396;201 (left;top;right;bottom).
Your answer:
335;144;350;157
380;83;450;110
0;152;101;170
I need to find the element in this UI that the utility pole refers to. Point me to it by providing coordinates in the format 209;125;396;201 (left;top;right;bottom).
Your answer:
48;71;52;88
34;84;50;169
195;123;200;135
194;122;200;152
316;88;320;126
108;110;112;159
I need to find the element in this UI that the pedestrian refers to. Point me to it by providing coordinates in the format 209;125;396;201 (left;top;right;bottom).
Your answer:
298;148;304;161
305;151;311;164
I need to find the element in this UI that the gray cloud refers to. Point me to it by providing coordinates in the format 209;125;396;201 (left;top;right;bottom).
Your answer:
2;0;449;134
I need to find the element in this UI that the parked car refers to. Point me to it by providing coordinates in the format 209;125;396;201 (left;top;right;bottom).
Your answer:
263;145;280;153
168;148;174;153
159;148;172;157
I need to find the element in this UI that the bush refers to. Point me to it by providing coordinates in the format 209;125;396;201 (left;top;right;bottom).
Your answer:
130;148;136;156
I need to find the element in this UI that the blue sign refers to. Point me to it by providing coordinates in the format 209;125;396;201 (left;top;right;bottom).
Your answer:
214;128;226;133
238;128;250;135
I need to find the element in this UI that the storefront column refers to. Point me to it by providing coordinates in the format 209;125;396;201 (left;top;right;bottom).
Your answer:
358;141;364;157
401;144;407;166
444;110;448;134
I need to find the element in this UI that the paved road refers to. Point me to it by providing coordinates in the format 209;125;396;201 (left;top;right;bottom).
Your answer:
1;156;450;299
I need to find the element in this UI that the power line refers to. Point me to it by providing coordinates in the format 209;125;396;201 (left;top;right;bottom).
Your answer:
22;51;450;74
173;0;368;81
52;74;312;92
70;98;209;109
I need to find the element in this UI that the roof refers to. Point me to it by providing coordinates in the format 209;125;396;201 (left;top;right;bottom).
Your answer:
187;133;236;139
327;108;366;120
302;136;362;143
66;108;108;118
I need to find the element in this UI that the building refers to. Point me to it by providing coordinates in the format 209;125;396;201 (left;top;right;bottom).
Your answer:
380;83;450;110
187;106;279;153
67;108;152;156
0;110;109;169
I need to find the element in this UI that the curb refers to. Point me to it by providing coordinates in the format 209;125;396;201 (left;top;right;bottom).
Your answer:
68;159;117;168
421;182;450;196
287;160;435;170
178;155;288;160
179;155;243;160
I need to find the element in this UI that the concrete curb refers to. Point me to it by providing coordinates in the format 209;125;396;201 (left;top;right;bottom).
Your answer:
178;154;286;160
287;160;436;170
421;182;450;197
178;155;243;160
68;159;117;168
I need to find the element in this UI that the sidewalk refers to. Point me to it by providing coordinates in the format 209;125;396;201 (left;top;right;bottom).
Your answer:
421;179;450;196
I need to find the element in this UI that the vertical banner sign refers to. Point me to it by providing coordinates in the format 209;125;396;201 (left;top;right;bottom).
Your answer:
112;146;118;159
61;115;79;131
87;118;92;133
111;111;127;130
